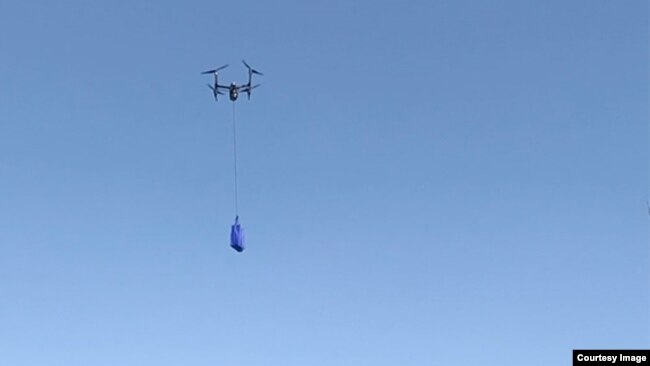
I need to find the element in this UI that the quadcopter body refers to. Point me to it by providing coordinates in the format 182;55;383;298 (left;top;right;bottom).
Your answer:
202;60;263;102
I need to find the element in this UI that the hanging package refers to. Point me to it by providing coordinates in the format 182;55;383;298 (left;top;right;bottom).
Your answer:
230;216;245;252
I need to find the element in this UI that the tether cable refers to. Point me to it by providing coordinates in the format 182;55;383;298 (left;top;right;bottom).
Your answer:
232;101;239;217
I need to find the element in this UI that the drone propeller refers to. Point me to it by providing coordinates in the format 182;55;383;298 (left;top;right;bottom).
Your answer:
243;84;261;100
201;64;229;74
242;60;263;76
207;84;225;101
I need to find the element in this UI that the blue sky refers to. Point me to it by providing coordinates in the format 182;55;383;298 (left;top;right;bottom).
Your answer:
0;1;647;365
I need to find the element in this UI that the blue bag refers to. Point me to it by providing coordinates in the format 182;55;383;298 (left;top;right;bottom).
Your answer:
230;216;245;252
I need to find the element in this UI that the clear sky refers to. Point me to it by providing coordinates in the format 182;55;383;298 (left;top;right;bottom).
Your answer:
0;1;647;365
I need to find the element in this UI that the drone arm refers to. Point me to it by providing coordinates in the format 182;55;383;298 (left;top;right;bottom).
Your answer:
243;84;260;91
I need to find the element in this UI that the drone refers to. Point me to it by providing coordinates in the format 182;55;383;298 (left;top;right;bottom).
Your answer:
202;60;263;102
